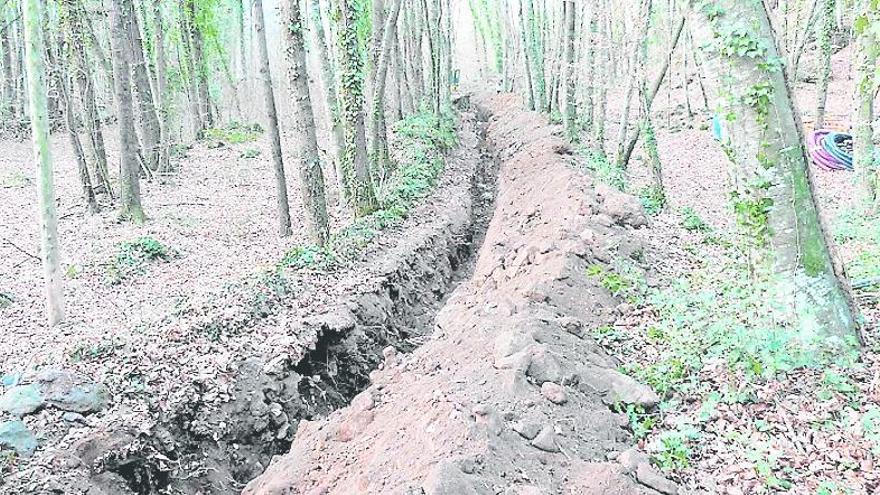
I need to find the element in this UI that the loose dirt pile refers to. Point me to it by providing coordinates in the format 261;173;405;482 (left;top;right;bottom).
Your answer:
244;93;679;495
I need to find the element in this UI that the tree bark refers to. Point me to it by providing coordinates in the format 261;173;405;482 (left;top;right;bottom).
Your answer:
254;0;292;236
22;0;65;326
853;0;878;205
694;0;858;342
370;0;403;177
110;0;146;224
561;1;576;137
125;0;161;171
282;0;330;245
814;0;835;128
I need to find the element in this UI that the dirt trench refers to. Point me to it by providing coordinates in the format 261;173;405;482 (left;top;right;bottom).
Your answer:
241;93;678;495
11;104;497;495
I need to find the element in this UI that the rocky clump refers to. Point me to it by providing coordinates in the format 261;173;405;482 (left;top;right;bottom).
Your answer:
0;369;108;458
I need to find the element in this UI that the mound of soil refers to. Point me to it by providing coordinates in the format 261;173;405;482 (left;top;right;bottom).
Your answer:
243;94;677;495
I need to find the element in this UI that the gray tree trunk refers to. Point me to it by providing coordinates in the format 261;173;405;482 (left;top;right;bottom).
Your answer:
125;0;161;171
254;0;293;236
109;0;146;224
561;1;576;137
283;0;330;245
22;0;65;326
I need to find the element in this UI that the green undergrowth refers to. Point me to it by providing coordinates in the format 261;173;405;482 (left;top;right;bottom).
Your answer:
280;108;457;272
203;122;263;144
107;236;174;284
834;208;880;285
591;226;866;483
574;147;626;191
639;186;666;216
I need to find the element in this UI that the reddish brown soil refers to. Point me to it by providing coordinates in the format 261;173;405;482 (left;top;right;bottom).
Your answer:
244;94;675;495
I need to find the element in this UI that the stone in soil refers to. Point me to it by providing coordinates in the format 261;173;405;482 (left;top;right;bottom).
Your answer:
36;369;109;414
0;419;38;457
540;382;568;404
0;384;44;416
530;425;560;453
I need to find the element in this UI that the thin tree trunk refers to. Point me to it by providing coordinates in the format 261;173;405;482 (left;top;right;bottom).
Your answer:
282;0;330;245
110;0;146;224
619;12;686;169
153;1;170;172
22;0;65;326
561;1;576;137
125;0;161;171
254;0;292;236
518;0;535;110
853;0;877;205
814;0;834;128
181;0;203;139
370;0;403;177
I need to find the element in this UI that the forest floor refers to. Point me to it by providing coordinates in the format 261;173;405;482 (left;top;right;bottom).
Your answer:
2;46;880;495
586;45;880;495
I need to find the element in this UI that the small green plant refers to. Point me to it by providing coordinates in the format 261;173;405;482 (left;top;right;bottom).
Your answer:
816;369;857;401
651;431;691;472
679;207;711;232
0;292;13;309
1;171;29;188
592;325;628;346
204;122;263;144
107;236;172;283
65;264;82;279
862;407;880;455
576;148;626;191
240;148;261;159
623;404;658;439
279;244;338;271
639;186;666;216
70;337;121;362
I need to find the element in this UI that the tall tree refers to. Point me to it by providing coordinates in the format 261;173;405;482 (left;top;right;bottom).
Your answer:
282;0;330;245
369;0;404;175
22;0;64;326
561;1;576;138
125;0;161;171
814;0;835;128
110;0;146;223
337;0;378;217
853;0;878;205
254;0;293;236
694;0;857;341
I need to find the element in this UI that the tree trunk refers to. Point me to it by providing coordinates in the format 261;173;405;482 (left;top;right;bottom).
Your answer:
181;0;204;139
1;8;18;119
282;0;330;245
619;13;686;169
153;1;170;172
561;1;576;138
814;0;835;128
694;0;858;342
254;0;292;236
110;0;146;224
853;0;878;205
337;0;378;217
370;0;404;177
22;0;65;326
518;0;536;110
125;0;161;171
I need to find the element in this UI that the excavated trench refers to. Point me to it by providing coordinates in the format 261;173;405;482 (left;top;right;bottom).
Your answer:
97;101;500;495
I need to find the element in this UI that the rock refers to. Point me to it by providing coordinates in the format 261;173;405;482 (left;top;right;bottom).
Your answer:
511;421;541;441
558;316;585;339
636;463;678;494
0;373;21;387
616;448;650;473
530;426;560;453
596;183;648;227
0;384;45;416
62;412;87;423
540;382;567;404
493;332;534;371
0;420;38;457
72;430;136;469
526;347;562;383
578;365;659;408
423;461;488;495
336;410;374;442
350;391;375;413
37;370;109;413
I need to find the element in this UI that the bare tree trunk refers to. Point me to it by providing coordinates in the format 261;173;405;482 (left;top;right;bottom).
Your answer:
23;0;65;326
282;0;330;245
110;0;146;224
254;0;292;236
153;1;170;172
853;0;878;205
619;12;686;169
370;0;403;177
561;1;576;137
181;0;204;139
814;0;834;128
518;0;536;110
337;0;378;217
125;0;161;171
